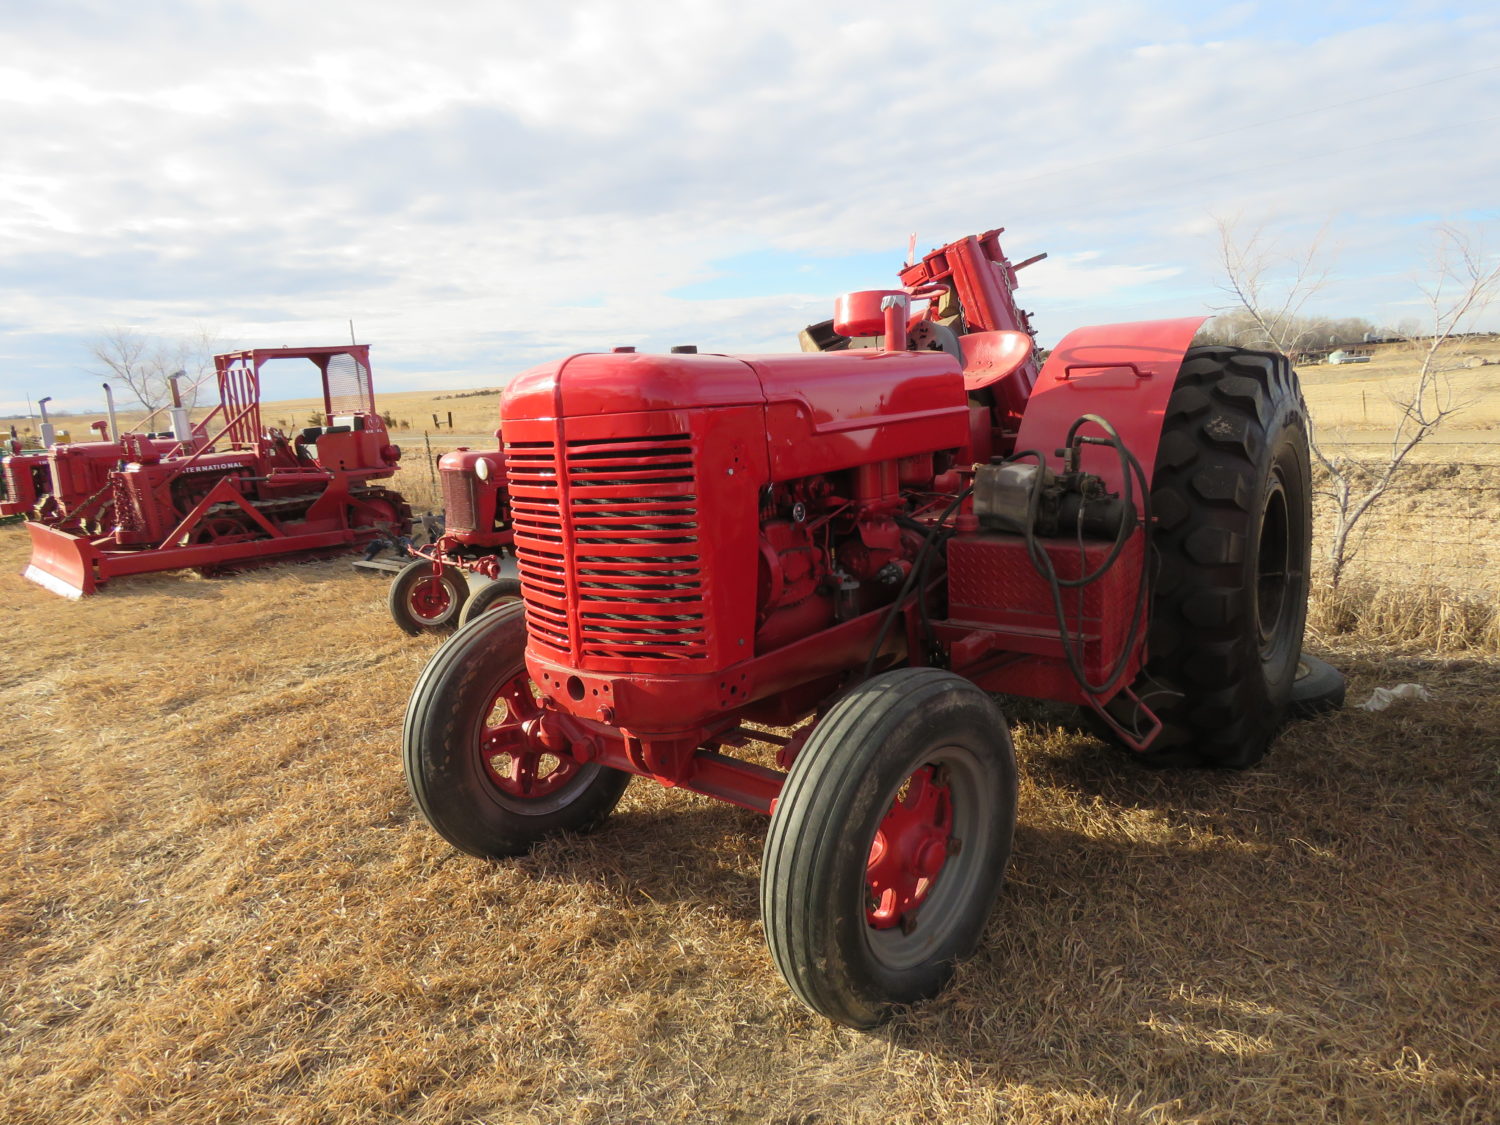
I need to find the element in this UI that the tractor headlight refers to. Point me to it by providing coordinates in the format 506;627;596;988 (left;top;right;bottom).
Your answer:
475;457;493;482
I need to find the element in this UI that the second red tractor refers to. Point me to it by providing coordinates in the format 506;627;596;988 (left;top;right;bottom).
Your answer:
386;443;521;634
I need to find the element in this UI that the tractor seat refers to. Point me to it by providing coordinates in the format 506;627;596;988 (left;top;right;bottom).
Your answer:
958;330;1034;393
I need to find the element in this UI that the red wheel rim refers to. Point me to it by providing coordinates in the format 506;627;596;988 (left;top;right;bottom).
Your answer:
408;574;454;623
478;671;581;799
866;765;953;930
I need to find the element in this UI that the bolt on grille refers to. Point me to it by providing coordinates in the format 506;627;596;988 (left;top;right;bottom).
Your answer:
506;433;707;662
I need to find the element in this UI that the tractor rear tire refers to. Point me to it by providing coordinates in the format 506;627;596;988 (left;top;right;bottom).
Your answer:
402;603;630;858
389;558;469;635
761;668;1017;1028
1124;345;1312;768
458;576;523;628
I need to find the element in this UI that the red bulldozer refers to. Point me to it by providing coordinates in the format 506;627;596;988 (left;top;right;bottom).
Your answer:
23;345;410;597
387;442;521;634
3;385;210;532
402;227;1338;1027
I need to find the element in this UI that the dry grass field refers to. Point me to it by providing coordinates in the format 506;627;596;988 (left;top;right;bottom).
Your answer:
2;503;1498;1121
1297;338;1500;466
2;338;1498;1122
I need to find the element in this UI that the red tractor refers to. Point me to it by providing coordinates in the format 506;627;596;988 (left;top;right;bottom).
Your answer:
4;384;210;532
23;345;410;597
403;227;1327;1027
387;442;521;634
1;441;50;523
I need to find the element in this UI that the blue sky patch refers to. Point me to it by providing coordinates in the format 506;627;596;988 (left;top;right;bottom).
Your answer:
668;248;909;302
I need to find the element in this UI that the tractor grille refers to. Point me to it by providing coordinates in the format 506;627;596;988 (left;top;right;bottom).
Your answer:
507;433;707;663
1;461;17;502
440;468;478;534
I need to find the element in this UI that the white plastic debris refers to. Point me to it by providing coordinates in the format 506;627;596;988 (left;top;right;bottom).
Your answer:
1357;683;1434;711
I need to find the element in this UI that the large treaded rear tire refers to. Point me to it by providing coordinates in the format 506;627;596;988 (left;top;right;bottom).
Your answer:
1129;345;1312;768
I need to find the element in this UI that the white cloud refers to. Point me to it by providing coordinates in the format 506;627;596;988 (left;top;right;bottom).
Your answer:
1;0;1498;413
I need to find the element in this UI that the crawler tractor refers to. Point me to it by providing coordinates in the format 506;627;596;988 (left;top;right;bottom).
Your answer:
403;228;1319;1027
3;385;208;532
23;345;410;597
388;443;520;634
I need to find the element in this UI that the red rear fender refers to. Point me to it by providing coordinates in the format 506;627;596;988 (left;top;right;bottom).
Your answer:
1014;317;1207;492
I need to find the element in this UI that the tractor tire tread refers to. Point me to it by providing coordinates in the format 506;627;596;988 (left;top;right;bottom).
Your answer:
761;668;1016;1028
1126;345;1312;768
402;605;629;858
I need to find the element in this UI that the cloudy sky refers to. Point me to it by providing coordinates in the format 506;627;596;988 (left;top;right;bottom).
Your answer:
2;0;1497;415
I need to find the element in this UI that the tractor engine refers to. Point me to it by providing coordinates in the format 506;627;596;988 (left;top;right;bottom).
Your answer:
753;473;925;653
107;434;260;545
499;347;969;734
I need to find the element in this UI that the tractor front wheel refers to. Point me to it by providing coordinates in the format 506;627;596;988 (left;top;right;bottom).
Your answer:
760;668;1018;1028
458;576;523;628
402;603;630;858
389;558;469;635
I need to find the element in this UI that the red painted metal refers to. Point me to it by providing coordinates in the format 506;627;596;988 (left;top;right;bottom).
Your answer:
1014;317;1207;492
899;228;1045;430
20;345;408;598
399;444;515;584
408;571;457;623
479;669;583;798
472;227;1215;812
866;765;953;929
1;448;49;519
942;532;1146;702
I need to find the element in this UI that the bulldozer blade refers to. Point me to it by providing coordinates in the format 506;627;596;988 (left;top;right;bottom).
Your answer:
22;522;99;598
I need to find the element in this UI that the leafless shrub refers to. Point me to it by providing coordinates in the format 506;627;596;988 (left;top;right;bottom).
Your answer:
88;326;220;412
1214;219;1500;586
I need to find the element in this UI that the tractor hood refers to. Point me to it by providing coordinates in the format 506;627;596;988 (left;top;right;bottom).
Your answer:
501;349;970;478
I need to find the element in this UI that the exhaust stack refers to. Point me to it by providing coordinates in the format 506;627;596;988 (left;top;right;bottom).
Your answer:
168;371;191;440
37;397;55;447
103;383;119;442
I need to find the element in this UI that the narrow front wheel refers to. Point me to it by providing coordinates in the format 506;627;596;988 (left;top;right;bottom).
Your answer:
458;576;523;628
389;557;469;635
402;604;630;858
760;668;1018;1028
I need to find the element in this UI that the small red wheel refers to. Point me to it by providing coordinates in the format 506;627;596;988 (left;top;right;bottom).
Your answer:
389;558;468;635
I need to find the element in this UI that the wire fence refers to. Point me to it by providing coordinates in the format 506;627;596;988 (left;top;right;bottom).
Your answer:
1312;474;1500;605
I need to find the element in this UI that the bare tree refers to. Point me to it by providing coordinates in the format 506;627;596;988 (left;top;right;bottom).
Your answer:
89;327;219;412
1214;218;1333;355
1213;219;1500;587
